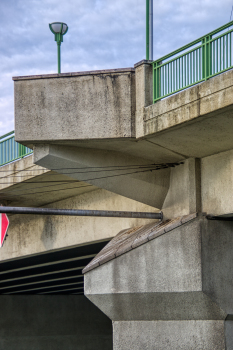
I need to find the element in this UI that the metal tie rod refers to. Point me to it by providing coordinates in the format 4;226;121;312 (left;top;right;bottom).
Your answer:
0;206;163;220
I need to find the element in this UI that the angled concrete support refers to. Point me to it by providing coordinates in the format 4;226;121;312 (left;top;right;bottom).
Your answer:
84;215;233;349
33;144;171;208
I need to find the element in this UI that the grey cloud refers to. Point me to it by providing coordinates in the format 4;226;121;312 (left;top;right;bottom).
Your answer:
0;0;232;134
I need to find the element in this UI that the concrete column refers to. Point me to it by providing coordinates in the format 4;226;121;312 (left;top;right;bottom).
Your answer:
0;295;112;350
84;215;233;350
162;158;202;219
134;60;153;138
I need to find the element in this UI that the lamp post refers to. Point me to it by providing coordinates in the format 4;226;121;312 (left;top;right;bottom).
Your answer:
146;0;153;60
49;22;68;73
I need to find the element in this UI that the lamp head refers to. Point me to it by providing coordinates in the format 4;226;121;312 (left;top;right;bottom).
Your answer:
49;22;68;44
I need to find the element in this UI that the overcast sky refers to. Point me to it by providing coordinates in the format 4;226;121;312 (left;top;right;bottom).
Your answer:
0;0;233;135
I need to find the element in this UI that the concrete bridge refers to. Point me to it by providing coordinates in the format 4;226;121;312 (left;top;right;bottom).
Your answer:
0;57;233;349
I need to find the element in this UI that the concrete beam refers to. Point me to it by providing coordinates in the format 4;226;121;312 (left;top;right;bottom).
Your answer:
0;155;97;207
143;69;233;158
33;144;171;208
14;68;136;142
13;67;233;164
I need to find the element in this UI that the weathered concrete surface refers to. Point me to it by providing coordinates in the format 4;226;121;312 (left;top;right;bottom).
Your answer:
33;143;171;208
143;67;233;134
0;188;158;261
202;148;233;215
84;216;233;349
0;295;112;350
85;218;203;302
162;158;201;219
12;67;233;216
14;66;233;168
202;219;233;314
0;155;97;207
113;320;226;350
134;60;153;137
14;68;135;142
83;214;197;274
143;69;233;158
226;320;233;350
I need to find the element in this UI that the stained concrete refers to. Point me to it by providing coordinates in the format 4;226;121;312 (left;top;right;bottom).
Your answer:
10;62;233;349
84;216;233;349
0;295;112;350
33;143;171;208
14;65;233;167
162;158;201;219
202;219;233;314
85;218;203;297
113;321;225;350
143;68;233;135
202;148;233;215
0;155;97;207
14;68;135;142
83;214;197;274
135;60;153;137
0;188;158;261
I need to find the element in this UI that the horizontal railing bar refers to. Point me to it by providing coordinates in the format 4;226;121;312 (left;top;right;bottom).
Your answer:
153;20;233;64
0;131;15;141
0;136;15;145
155;29;233;71
0;152;33;167
209;30;233;44
154;44;203;68
205;65;233;79
152;20;233;103
153;79;205;102
0;131;33;167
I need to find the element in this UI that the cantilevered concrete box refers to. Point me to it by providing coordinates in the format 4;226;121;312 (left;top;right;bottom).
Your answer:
13;68;135;143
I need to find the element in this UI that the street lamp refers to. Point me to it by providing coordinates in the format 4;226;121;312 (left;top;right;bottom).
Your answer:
49;22;68;74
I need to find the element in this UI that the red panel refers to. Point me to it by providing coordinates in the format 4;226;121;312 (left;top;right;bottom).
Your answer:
0;213;9;247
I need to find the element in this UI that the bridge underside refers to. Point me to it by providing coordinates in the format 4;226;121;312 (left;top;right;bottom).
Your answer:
0;240;109;295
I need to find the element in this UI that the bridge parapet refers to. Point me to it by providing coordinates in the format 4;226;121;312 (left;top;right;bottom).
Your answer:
13;68;135;145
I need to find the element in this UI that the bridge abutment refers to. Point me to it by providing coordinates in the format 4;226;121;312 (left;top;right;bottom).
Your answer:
84;215;233;349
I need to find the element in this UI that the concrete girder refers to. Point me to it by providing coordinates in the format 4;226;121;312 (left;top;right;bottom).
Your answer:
33;144;171;209
13;66;233;164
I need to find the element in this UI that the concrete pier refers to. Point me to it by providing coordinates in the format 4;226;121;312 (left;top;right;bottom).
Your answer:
5;62;233;348
84;215;233;349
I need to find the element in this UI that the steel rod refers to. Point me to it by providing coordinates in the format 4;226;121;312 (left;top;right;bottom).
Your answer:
0;206;163;220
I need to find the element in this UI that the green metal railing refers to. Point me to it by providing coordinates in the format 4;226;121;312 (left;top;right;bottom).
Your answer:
0;131;32;167
153;21;233;102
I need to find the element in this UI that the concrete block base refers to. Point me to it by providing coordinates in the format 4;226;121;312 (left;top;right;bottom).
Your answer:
84;216;233;349
113;320;230;350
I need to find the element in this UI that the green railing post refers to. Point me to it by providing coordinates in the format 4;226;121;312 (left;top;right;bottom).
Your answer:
153;61;162;102
19;143;27;158
206;35;212;79
202;37;206;80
